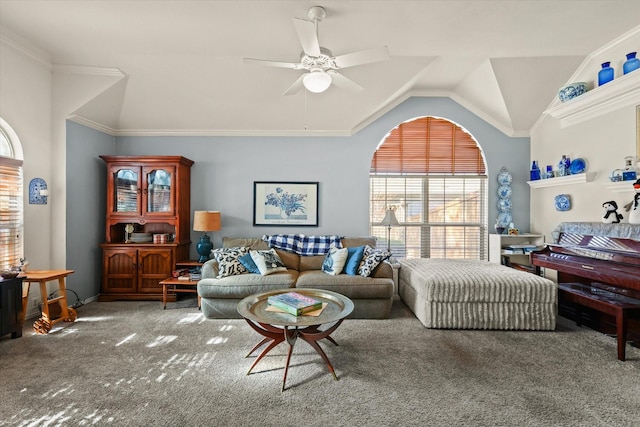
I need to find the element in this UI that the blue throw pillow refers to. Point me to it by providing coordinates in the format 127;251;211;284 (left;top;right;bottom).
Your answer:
238;253;260;274
344;245;365;275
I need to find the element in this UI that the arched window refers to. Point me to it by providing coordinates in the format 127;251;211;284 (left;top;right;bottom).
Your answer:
0;121;23;270
370;116;488;260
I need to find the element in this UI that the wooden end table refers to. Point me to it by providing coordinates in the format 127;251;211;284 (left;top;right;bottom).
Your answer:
20;270;77;334
237;289;354;391
160;277;200;310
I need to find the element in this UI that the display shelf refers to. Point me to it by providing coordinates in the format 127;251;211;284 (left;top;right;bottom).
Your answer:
489;234;545;275
527;172;596;188
544;70;640;128
604;180;636;193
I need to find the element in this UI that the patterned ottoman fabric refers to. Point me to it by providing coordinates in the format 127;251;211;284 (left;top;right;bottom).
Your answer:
398;259;557;330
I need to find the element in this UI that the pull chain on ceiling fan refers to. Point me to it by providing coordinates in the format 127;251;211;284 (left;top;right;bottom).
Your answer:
244;6;390;95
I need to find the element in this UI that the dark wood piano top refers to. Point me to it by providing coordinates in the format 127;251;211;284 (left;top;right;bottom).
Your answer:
531;231;640;292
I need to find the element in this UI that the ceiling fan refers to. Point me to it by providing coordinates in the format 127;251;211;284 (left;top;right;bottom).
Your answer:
244;6;390;95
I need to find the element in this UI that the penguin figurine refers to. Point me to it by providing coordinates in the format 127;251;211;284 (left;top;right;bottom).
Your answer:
624;179;640;224
602;201;623;223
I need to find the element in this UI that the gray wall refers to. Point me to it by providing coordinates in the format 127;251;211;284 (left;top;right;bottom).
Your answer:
66;96;530;300
66;121;114;300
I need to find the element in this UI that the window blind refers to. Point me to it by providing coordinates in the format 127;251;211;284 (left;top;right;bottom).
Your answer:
0;156;23;270
371;117;486;175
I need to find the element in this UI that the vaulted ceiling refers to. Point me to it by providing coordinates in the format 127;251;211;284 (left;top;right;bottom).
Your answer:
1;1;639;137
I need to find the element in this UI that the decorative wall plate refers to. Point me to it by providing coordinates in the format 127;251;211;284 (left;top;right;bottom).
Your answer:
497;212;512;226
497;185;512;199
569;158;586;174
555;194;571;211
28;177;48;204
497;169;512;185
497;198;512;212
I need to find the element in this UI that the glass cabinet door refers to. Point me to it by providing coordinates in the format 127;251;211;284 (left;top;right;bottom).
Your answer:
112;167;140;214
145;167;174;214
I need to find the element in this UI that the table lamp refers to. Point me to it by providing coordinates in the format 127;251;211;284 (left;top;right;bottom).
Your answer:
380;207;399;253
193;211;221;262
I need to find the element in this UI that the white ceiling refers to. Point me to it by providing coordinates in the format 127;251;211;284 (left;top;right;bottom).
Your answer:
1;0;639;137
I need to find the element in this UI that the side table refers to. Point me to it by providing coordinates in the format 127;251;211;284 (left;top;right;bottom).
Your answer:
20;270;77;334
160;278;201;310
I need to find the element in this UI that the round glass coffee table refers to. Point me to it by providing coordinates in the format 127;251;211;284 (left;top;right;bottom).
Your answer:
237;288;354;391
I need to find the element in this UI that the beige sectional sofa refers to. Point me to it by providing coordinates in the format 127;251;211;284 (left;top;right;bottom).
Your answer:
197;236;394;319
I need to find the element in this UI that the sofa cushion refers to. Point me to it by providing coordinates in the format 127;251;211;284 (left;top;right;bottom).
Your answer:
341;237;377;248
358;245;392;277
296;270;394;299
321;247;349;275
274;248;299;271
299;254;326;271
198;270;299;299
223;237;268;250
238;253;260;274
212;247;248;278
250;249;287;276
344;245;366;275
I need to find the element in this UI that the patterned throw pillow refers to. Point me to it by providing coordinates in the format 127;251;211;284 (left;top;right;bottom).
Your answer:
357;245;392;277
321;247;349;276
212;247;248;278
250;249;287;276
238;253;261;274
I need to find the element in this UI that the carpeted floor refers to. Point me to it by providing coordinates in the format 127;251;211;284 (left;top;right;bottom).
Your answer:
0;296;639;426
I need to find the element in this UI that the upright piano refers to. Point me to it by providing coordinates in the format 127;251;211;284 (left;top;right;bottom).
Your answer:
532;224;640;356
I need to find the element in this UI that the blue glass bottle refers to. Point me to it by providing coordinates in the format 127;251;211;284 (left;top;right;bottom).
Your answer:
623;52;640;75
598;62;614;86
530;161;541;181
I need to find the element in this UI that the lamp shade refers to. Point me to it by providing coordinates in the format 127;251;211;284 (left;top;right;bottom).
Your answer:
303;70;332;93
380;208;399;226
193;211;221;232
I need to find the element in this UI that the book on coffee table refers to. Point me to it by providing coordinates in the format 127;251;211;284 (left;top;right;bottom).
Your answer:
267;292;323;316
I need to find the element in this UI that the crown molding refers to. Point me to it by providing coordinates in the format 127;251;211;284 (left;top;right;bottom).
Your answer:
68;115;117;136
0;31;51;69
111;128;352;137
53;64;126;77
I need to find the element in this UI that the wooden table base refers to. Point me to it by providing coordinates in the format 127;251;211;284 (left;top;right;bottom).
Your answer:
20;270;77;334
244;319;343;391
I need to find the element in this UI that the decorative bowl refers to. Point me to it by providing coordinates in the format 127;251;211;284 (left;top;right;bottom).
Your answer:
1;270;19;279
558;82;587;102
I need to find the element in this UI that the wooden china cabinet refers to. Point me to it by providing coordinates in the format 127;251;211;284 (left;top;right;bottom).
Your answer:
99;156;194;301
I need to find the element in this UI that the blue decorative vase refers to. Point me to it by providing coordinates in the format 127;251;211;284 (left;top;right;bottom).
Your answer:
623;52;640;75
530;161;541;181
598;62;614;86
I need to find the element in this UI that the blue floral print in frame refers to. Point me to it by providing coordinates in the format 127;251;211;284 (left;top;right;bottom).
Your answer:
253;181;319;226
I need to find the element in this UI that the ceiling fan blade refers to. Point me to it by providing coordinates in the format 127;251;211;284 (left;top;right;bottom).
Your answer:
243;58;299;69
327;71;364;92
333;46;390;69
293;18;321;57
283;74;306;96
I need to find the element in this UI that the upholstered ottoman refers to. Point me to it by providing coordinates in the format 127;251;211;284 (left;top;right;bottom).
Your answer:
398;259;557;330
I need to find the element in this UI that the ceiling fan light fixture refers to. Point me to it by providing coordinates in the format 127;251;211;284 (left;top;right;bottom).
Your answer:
303;70;332;93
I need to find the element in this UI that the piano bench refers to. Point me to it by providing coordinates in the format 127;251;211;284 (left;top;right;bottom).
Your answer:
558;283;640;361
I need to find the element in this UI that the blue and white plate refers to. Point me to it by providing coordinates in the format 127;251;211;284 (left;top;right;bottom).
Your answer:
569;158;586;174
496;212;512;227
555;194;571;211
497;185;512;199
497;169;512;185
497;198;512;212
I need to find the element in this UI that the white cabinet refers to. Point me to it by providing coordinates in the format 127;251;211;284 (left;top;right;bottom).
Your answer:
489;233;545;275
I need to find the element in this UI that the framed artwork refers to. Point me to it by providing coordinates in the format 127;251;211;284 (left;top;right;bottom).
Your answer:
253;181;319;226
